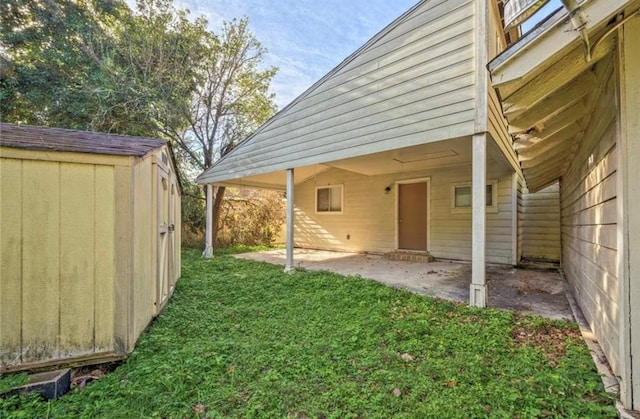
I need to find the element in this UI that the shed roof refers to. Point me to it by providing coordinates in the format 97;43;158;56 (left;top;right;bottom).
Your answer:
0;123;167;157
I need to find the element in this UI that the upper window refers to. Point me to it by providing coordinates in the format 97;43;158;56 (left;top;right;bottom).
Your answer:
451;180;498;213
316;185;343;214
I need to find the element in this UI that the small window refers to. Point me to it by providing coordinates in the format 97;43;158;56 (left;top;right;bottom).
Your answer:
451;181;498;213
316;185;343;214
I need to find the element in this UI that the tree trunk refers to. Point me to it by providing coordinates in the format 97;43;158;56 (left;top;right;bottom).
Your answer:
211;185;226;249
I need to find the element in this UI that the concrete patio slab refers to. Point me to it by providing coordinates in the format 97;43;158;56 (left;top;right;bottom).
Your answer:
235;249;574;320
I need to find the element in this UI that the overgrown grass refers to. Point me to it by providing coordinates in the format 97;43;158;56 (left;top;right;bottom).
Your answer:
1;248;617;418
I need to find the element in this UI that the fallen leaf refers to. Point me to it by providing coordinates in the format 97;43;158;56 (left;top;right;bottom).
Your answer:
445;380;458;387
392;387;402;397
192;403;206;414
399;353;415;362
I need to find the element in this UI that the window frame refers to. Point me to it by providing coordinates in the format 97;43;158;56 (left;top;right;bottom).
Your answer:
315;184;344;214
450;179;499;214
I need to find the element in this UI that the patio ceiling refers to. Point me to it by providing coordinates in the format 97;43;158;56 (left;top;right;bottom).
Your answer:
213;135;514;190
489;0;638;192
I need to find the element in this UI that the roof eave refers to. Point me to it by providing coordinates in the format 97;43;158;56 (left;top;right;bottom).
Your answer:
489;0;630;88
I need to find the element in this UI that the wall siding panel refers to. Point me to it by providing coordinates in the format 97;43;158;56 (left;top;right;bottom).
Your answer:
59;163;96;354
200;0;477;184
522;182;561;261
0;159;23;365
560;63;620;375
21;160;61;362
0;141;180;371
94;165;115;351
133;156;154;340
294;164;515;264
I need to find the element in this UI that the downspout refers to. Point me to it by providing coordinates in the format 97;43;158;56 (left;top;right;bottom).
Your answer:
560;0;592;61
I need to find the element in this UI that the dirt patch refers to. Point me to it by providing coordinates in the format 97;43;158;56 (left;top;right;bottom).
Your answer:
511;314;582;367
71;361;121;389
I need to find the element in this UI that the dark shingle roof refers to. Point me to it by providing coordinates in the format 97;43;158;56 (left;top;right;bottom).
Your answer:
0;123;167;157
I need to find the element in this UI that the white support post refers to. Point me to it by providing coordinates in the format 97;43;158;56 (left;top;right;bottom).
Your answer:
470;133;487;307
202;184;214;258
284;169;295;273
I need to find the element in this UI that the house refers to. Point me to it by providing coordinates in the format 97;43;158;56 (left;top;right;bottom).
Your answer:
0;123;182;371
196;0;640;410
197;0;529;308
489;0;640;410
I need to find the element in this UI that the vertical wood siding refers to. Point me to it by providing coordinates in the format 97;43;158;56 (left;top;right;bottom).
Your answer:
133;156;155;340
0;158;24;365
294;165;515;264
0;158;116;367
560;60;620;375
199;0;477;184
0;147;181;370
522;182;561;261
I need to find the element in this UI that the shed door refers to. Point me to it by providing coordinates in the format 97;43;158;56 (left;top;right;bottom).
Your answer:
156;167;174;313
398;182;427;251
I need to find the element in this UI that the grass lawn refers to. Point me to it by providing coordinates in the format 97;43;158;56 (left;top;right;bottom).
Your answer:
1;248;616;418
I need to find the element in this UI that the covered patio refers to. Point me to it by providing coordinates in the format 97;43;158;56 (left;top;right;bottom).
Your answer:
235;249;573;320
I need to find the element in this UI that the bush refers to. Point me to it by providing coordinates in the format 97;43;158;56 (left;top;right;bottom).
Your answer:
180;184;285;248
216;188;285;247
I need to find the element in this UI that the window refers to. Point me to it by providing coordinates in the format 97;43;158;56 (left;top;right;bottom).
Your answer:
316;185;343;213
451;180;498;213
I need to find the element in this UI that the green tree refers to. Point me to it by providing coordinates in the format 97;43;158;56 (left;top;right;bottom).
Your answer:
0;0;207;138
164;18;277;249
1;1;278;248
0;0;127;128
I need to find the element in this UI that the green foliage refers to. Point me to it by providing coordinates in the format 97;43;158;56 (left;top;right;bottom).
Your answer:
0;0;127;128
1;0;278;247
180;185;285;249
181;180;207;234
216;188;285;247
1;250;617;418
0;0;207;138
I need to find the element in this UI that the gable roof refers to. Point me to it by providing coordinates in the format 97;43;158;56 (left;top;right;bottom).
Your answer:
0;123;167;157
197;0;478;185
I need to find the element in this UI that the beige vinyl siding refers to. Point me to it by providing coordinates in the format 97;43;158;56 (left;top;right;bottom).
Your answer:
430;167;515;264
488;86;519;171
294;165;515;264
516;173;525;263
295;169;395;253
199;0;477;184
560;61;620;375
485;2;518;172
522;182;561;261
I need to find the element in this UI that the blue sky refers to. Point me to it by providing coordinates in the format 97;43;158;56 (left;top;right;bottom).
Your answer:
161;0;418;109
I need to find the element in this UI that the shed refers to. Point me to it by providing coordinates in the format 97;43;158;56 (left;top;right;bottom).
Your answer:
0;123;181;372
